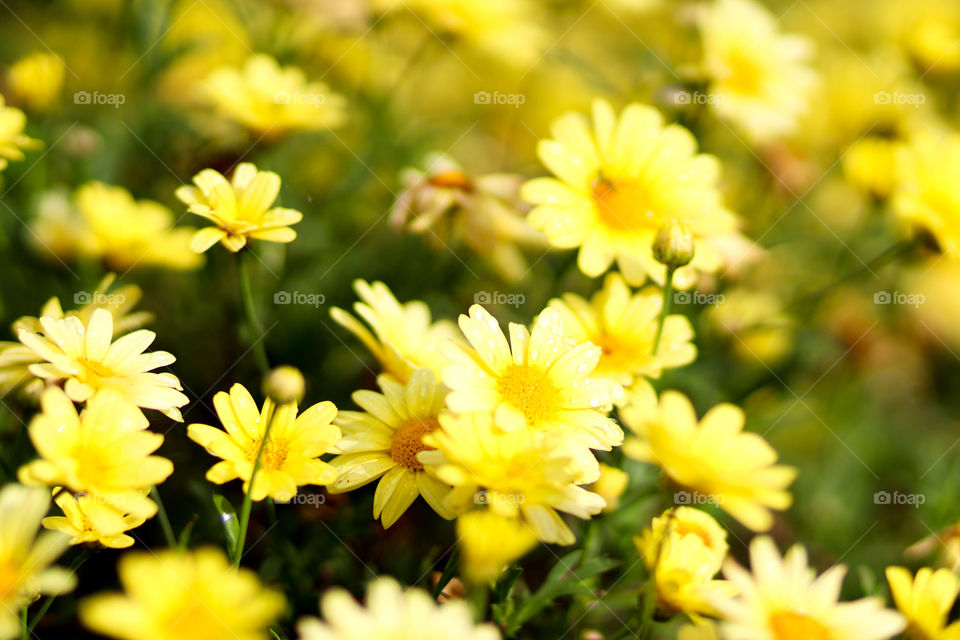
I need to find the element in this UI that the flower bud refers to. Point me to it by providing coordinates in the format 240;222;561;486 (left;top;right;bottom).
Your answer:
263;366;305;404
653;220;695;270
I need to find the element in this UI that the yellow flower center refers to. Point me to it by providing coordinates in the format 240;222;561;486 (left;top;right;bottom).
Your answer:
428;169;472;191
591;174;662;233
247;437;288;472
389;418;439;470
0;562;21;599
724;48;764;95
497;364;563;427
593;333;650;376
770;612;834;640
78;358;116;385
163;602;234;639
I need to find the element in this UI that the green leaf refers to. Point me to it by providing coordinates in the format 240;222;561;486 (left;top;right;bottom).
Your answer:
213;494;240;553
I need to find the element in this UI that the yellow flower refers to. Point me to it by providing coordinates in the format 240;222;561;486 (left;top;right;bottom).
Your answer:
0;93;40;170
442;304;623;472
636;507;729;575
203;53;346;137
327;368;455;528
31;182;202;270
591;463;629;512
81;547;285;640
886;566;960;640
188;383;340;502
714;536;905;640
455;510;537;584
548;273;696;393
7;52;65;112
297;576;500;640
43;488;146;549
0;484;75;640
19;387;173;520
697;0;817;143
176;162;303;253
16;307;189;420
330;279;462;383
423;411;605;545
843;137;903;198
621;390;796;532
521;99;737;287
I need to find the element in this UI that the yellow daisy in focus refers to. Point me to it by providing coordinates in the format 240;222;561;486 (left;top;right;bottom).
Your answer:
81;547;285;640
886;566;960;640
297;576;500;640
19;387;173;520
331;279;462;382
455;509;537;584
697;0;817;143
43;488;146;549
16;307;189;420
521;99;737;287
203;53;346;138
0;93;40;171
7;52;64;113
177;162;303;253
621;390;795;532
443;304;623;464
327;368;455;528
548;272;696;393
0;484;75;640
714;536;905;640
188;383;341;502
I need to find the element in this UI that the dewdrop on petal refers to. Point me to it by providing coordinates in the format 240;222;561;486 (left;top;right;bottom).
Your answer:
263;365;305;404
653;220;695;271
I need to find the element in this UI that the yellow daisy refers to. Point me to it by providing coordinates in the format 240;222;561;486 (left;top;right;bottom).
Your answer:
886;566;960;640
521;99;737;287
18;387;174;520
455;510;537;584
43;488;146;549
16;307;189;421
7;52;64;113
621;390;796;532
176;162;303;253
548;272;696;393
327;368;456;528
442;304;623;469
330;279;462;383
188;383;341;502
297;576;500;640
81;547;285;640
0;93;40;171
0;484;75;640
714;536;905;640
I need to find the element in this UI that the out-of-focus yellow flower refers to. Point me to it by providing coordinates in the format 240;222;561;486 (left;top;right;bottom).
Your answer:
0;93;40;170
331;279;462;383
423;411;605;545
16;307;188;420
714;536;905;640
886;566;960;640
0;484;75;640
263;365;306;404
522;99;737;288
43;488;145;549
591;463;629;512
7;52;65;112
900;0;960;74
455;509;537;583
176;162;303;253
327;369;455;528
548;273;696;394
678;621;720;640
706;288;793;366
635;507;735;618
297;576;501;640
906;522;960;571
697;0;817;143
391;152;547;281
843;136;903;198
621;390;795;532
188;383;340;502
19;387;173;520
81;547;285;640
31;182;202;270
203;53;346;137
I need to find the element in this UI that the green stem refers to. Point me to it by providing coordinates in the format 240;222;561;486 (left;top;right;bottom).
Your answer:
797;239;915;310
652;268;676;355
232;407;277;566
151;486;177;549
28;550;91;632
238;250;270;376
19;606;26;640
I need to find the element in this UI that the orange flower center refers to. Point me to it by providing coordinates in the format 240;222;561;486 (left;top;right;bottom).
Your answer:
770;612;834;640
428;169;472;191
247;437;288;472
389;418;439;470
497;364;563;427
591;174;663;233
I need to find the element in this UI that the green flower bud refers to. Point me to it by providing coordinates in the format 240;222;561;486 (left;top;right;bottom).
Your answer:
652;220;695;270
263;366;305;404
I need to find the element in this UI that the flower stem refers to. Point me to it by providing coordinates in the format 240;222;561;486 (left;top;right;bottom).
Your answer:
28;550;91;633
232;407;277;566
20;606;26;640
151;486;177;549
652;268;676;355
238;250;270;376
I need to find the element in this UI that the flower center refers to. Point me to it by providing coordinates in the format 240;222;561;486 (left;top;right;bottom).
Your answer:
497;364;563;428
389;418;439;470
78;358;116;385
591;174;662;233
770;612;834;640
592;333;650;377
247;438;288;472
428;169;472;191
723;48;765;95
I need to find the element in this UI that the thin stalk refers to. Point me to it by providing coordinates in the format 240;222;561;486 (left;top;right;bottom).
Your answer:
232;407;277;566
238;250;270;376
28;550;91;632
652;268;676;355
151;486;177;549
